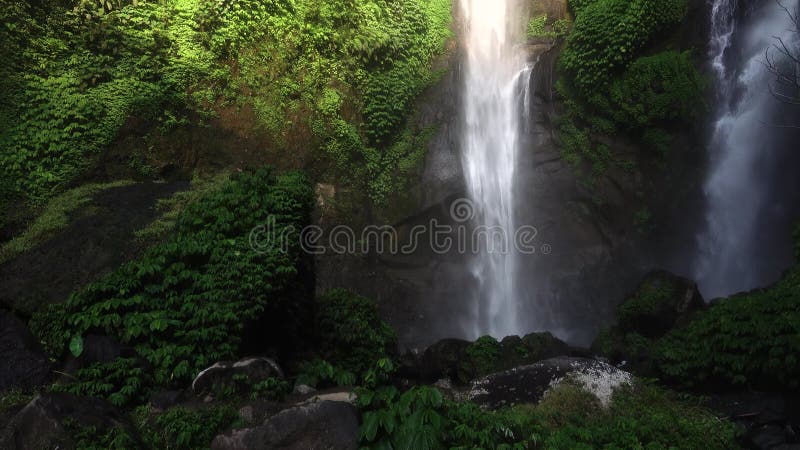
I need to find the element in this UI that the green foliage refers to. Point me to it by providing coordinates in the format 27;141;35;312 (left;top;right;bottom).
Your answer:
357;385;535;450
316;289;397;377
0;0;218;204
133;172;231;244
2;0;451;209
32;169;314;405
562;0;688;92
556;0;703;178
459;335;501;380
0;389;33;414
656;268;800;390
65;421;140;450
617;280;675;333
295;359;357;389
540;383;738;449
251;377;292;401
52;357;151;407
134;405;243;450
527;15;572;40
604;50;707;129
0;180;133;264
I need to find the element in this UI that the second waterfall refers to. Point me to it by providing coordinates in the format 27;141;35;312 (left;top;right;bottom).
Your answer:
459;0;533;338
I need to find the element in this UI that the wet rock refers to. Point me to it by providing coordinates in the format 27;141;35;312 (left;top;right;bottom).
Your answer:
293;384;316;396
402;338;470;381
192;357;283;395
211;400;359;450
0;392;137;449
0;310;51;390
467;357;631;410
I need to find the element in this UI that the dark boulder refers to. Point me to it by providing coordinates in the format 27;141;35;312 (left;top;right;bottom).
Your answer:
0;310;51;390
591;270;705;375
0;392;138;449
467;357;631;410
398;338;471;381
192;357;284;395
615;270;704;339
211;400;359;450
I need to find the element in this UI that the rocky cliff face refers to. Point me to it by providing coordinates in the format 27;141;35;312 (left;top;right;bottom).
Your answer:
317;0;713;349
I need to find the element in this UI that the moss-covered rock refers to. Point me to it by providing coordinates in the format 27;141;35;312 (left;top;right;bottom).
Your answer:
592;270;705;375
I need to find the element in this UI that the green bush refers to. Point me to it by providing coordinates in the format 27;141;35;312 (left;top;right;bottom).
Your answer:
541;383;738;449
31;168;314;404
356;381;737;450
605;50;707;129
656;268;800;390
562;0;688;92
556;0;702;177
133;405;243;450
316;289;397;377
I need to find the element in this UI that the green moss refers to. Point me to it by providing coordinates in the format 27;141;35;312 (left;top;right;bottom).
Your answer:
0;180;134;264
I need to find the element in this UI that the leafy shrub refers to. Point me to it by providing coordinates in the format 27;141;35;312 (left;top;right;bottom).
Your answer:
316;289;397;377
33;168;314;404
357;385;536;450
556;0;702;177
457;335;501;381
656;268;800;390
605;50;707;128
295;359;357;388
52;357;151;407
540;383;738;449
561;0;689;92
134;405;243;450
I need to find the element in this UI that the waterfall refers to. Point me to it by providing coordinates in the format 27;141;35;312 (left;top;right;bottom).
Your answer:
459;0;533;337
696;0;800;298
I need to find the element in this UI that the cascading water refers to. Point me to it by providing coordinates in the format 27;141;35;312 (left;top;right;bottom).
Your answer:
696;0;800;298
459;0;533;337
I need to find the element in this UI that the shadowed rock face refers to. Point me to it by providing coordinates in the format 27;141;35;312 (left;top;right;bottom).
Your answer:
0;181;186;316
0;393;137;450
211;400;359;450
0;310;51;391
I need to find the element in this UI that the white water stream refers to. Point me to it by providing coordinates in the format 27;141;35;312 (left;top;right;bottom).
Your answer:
696;0;800;298
459;0;533;337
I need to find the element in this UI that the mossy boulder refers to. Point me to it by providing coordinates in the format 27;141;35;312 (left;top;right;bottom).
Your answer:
592;270;705;375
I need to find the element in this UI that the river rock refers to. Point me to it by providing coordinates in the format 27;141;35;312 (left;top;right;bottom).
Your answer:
211;400;359;450
467;357;631;409
0;310;51;390
192;357;284;394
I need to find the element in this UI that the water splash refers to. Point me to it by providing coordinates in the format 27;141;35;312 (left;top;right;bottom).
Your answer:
459;0;533;337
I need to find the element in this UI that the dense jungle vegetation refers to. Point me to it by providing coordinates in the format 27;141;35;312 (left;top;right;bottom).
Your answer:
1;0;798;448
